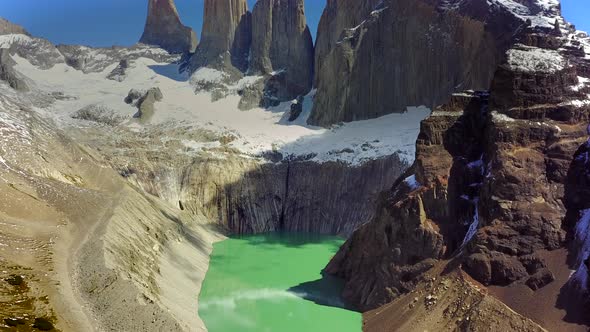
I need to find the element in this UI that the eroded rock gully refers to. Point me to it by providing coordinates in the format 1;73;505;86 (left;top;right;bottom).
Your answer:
325;18;590;328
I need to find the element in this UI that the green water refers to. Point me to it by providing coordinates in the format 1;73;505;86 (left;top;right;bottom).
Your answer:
199;233;361;332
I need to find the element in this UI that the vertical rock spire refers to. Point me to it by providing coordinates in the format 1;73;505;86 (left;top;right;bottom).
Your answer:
189;0;252;74
250;0;314;99
139;0;197;53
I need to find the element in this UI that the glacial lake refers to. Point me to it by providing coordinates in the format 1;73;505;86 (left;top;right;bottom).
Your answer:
198;233;361;332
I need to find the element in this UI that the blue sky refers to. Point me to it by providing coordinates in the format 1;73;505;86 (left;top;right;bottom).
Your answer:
0;0;587;47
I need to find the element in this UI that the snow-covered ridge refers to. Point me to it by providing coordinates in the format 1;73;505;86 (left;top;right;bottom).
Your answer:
488;0;561;28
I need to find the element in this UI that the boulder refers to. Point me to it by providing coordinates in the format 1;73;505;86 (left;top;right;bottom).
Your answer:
134;87;163;123
139;0;197;53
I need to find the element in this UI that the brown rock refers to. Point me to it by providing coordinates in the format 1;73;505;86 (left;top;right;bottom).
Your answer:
0;17;29;35
526;268;555;290
139;0;197;53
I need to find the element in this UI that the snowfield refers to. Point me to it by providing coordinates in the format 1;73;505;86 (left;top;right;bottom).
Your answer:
12;51;430;166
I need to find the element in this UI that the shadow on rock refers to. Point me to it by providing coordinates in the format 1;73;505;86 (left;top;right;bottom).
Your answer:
288;273;354;311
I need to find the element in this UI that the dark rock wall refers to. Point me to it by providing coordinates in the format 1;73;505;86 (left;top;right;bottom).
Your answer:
326;20;590;311
250;0;314;99
309;0;521;127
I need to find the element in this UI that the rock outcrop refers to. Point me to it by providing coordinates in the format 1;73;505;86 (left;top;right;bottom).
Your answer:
309;0;524;126
250;0;314;100
0;18;29;35
326;7;590;322
189;0;251;75
133;87;163;123
139;0;197;53
0;48;28;91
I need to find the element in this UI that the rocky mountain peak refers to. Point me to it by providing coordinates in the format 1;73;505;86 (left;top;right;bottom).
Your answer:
139;0;197;54
0;18;29;36
189;0;252;74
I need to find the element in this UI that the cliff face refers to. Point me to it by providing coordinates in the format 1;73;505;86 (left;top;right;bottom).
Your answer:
326;10;590;321
250;0;314;100
139;0;197;53
189;0;251;74
309;0;522;126
112;154;407;237
0;18;29;35
313;0;381;86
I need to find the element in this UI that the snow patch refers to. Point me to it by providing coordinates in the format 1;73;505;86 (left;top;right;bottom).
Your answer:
506;45;566;73
403;174;421;191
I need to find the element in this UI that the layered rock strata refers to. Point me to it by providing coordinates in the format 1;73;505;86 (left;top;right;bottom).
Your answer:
139;0;197;53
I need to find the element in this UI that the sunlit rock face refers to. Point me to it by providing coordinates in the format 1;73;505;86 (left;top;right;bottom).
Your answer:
139;0;197;53
189;0;252;74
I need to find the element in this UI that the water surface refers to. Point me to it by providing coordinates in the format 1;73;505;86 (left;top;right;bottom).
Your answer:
199;232;361;332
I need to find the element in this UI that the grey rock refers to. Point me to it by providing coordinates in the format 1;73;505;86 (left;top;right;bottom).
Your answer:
72;104;126;126
0;48;28;91
57;44;179;74
288;96;304;122
134;87;163;123
124;89;145;105
139;0;197;54
188;0;251;75
107;59;129;82
310;0;522;126
250;0;314;100
313;0;381;86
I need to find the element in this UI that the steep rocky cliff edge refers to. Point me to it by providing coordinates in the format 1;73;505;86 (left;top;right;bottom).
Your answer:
325;1;590;330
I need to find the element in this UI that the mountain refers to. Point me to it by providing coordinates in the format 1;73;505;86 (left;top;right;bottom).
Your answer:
323;0;590;328
188;0;252;74
1;0;590;331
139;0;197;53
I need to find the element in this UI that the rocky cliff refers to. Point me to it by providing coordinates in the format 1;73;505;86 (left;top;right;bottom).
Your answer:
139;0;197;53
0;48;29;91
325;6;590;329
0;18;29;36
250;0;314;100
188;0;251;74
309;0;531;126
